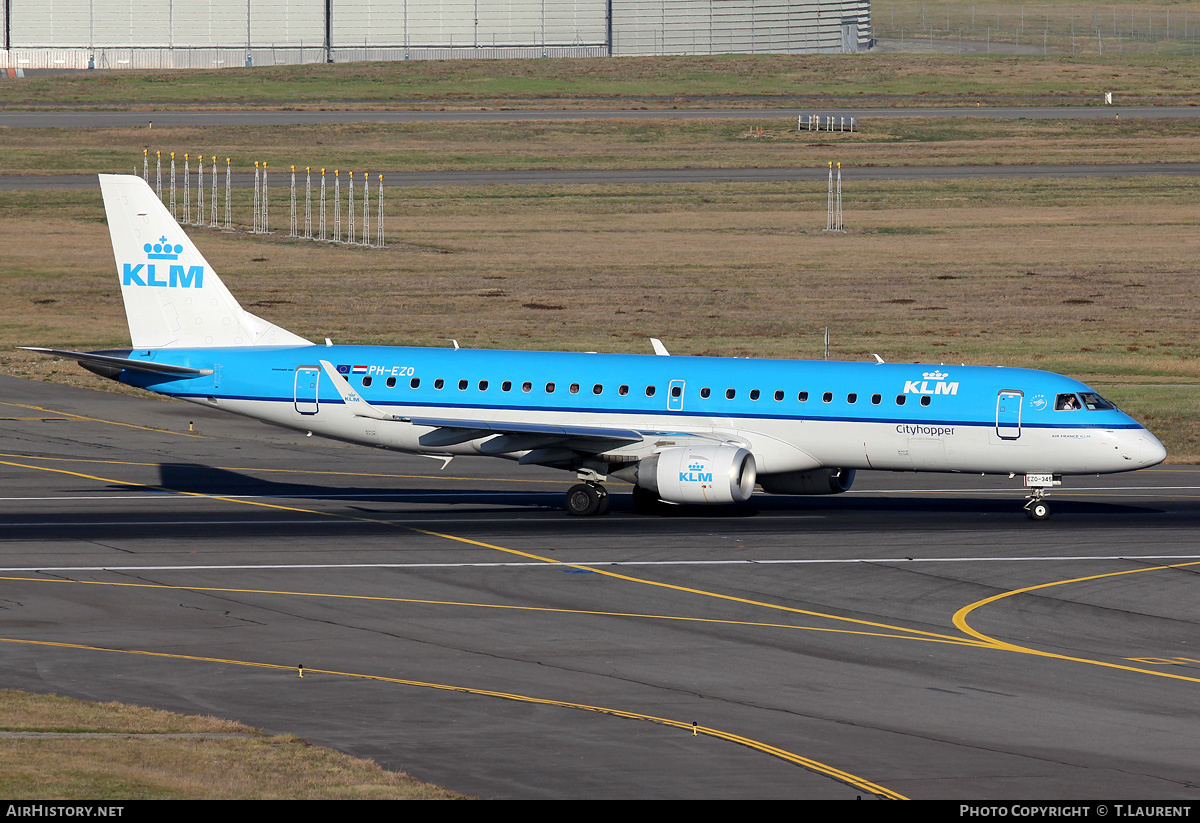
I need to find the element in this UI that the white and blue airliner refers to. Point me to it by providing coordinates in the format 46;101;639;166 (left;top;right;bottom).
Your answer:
25;175;1166;518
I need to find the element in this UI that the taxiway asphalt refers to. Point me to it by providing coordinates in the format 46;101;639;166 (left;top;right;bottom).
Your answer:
2;375;1198;799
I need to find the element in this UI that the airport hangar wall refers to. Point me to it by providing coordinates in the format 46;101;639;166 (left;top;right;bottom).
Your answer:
1;0;871;69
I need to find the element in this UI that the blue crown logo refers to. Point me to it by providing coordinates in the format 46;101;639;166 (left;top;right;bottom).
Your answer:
145;236;183;260
688;462;705;471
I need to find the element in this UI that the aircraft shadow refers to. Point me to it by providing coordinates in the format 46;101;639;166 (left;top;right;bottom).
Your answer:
137;463;1173;523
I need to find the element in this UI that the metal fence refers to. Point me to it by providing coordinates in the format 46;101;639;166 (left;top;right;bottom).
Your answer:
873;2;1200;55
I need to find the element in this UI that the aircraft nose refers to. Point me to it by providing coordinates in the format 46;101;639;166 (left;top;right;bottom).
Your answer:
1136;431;1168;468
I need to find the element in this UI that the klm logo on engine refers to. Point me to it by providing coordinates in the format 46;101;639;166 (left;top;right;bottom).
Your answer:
904;370;959;396
122;236;204;288
680;461;713;483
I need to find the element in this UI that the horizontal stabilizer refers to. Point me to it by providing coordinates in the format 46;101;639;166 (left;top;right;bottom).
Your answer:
20;347;213;378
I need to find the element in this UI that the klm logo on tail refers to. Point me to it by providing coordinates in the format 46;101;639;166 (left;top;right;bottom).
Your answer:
122;236;204;288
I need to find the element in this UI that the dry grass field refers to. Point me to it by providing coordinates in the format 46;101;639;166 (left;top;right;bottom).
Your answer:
0;690;463;799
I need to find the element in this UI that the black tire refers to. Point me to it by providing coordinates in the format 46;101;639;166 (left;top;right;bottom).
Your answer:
565;483;601;516
1027;501;1050;520
595;486;611;516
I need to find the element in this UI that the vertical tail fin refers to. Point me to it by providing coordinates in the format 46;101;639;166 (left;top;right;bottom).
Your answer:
100;174;311;349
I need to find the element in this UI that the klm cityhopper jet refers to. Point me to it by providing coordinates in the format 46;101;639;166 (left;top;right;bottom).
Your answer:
25;175;1166;519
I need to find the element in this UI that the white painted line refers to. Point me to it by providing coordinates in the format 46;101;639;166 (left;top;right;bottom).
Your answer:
3;555;1199;573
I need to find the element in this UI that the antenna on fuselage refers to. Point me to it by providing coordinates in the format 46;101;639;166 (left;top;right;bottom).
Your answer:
650;338;670;356
871;353;885;364
450;339;460;350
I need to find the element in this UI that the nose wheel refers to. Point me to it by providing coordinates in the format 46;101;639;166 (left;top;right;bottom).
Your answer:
1024;486;1051;520
565;482;609;516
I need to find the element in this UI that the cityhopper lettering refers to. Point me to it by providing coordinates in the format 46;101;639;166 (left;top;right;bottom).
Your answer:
904;370;959;396
122;263;205;289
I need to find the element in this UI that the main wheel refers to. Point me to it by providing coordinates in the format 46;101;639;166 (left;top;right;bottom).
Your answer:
595;486;611;515
1026;501;1050;520
565;483;601;516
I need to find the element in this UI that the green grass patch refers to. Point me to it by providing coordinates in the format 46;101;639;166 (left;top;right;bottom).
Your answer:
6;53;1200;110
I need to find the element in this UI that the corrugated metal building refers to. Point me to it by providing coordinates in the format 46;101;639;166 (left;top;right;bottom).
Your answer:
1;1;871;69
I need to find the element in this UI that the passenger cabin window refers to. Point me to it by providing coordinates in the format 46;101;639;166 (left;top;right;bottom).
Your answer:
920;395;931;406
1055;393;1082;411
458;379;468;390
725;388;736;399
896;395;906;406
502;381;512;392
545;382;555;393
386;376;396;388
619;385;629;396
570;383;580;394
478;380;489;391
362;376;372;387
822;392;832;403
646;386;656;397
522;381;532;392
774;390;784;401
434;378;444;390
410;377;420;389
749;389;760;400
671;385;682;398
700;387;711;398
847;393;857;404
871;394;881;405
798;391;809;402
593;384;603;395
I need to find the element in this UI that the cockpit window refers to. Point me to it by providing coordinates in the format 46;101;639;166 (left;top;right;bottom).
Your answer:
1055;393;1082;411
1078;392;1116;411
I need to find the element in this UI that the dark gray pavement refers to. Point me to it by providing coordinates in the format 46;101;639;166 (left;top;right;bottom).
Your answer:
3;106;1198;128
2;375;1199;798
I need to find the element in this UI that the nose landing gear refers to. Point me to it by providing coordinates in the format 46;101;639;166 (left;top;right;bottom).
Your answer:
1022;473;1061;520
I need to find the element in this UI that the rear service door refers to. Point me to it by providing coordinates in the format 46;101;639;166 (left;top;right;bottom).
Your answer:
294;366;319;415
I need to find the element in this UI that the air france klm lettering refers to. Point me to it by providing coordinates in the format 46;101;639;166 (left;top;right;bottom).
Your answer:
23;175;1167;520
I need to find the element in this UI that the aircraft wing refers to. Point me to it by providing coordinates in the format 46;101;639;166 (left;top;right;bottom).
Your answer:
318;359;645;458
20;347;214;378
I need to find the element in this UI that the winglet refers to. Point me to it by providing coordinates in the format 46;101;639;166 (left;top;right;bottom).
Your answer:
318;360;404;421
650;338;670;356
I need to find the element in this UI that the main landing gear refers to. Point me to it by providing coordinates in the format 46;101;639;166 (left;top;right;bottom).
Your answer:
565;482;609;516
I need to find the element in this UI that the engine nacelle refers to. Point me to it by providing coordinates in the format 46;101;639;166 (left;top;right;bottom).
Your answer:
758;468;856;496
634;445;757;505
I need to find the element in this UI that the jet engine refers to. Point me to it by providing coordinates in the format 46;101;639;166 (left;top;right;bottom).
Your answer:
758;468;855;496
628;444;757;505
